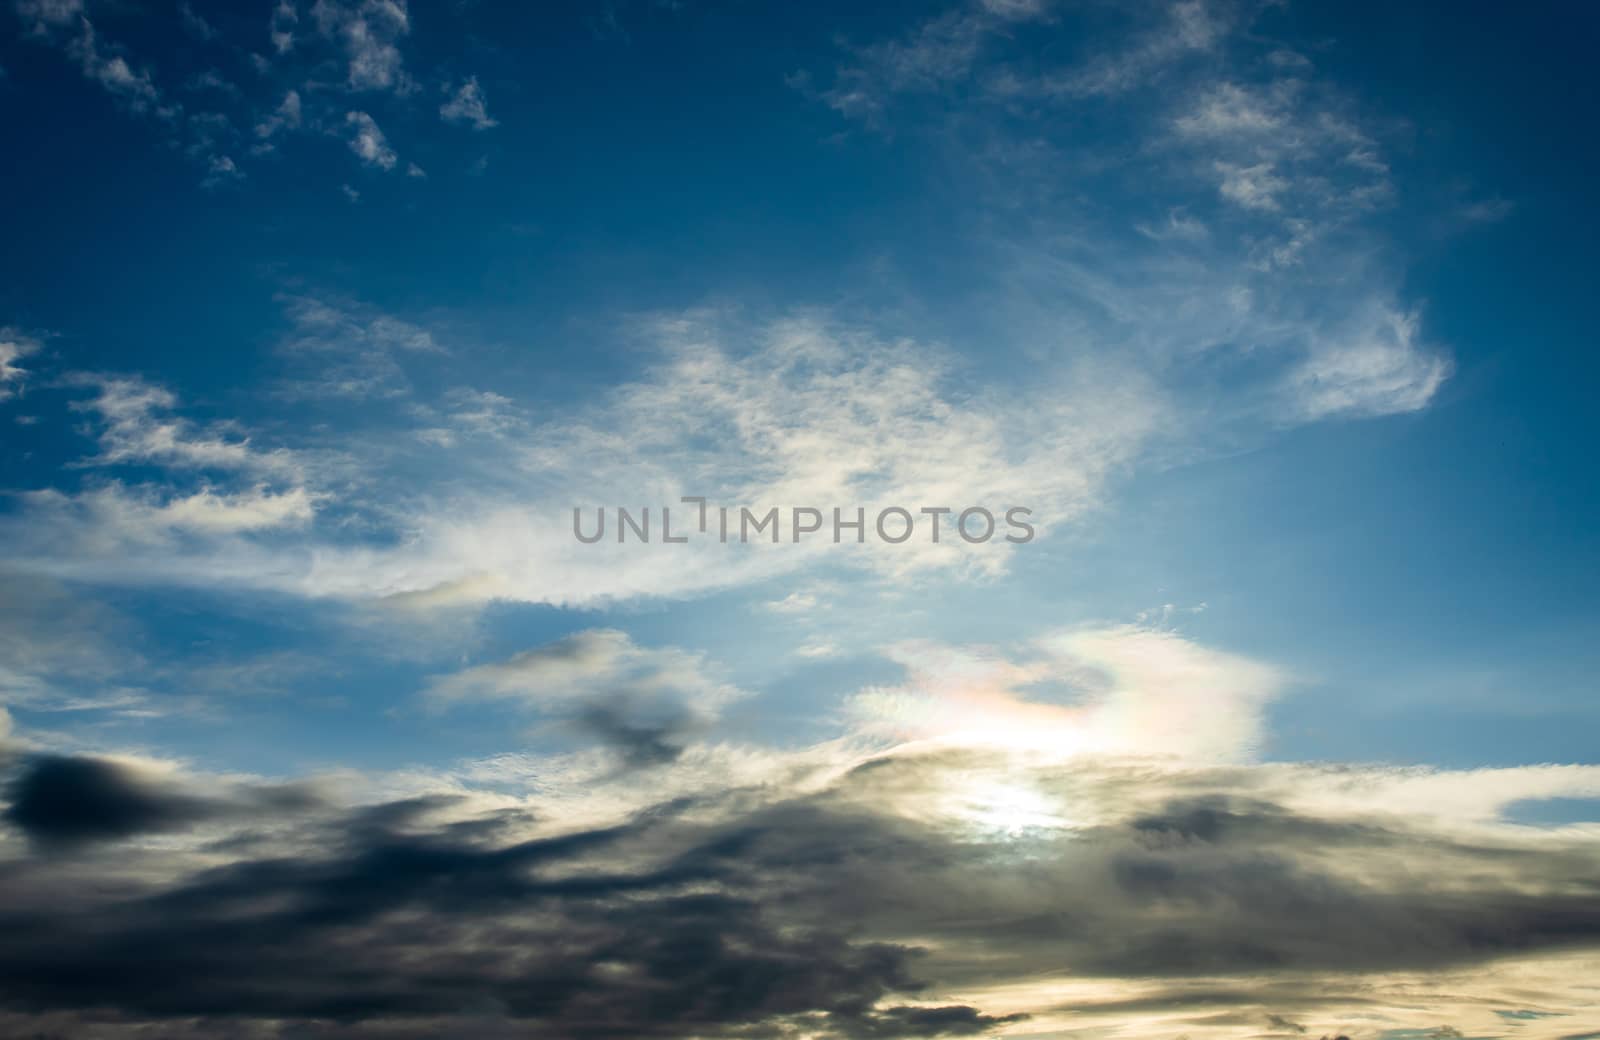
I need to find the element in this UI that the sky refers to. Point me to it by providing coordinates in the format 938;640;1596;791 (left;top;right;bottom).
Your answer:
1;0;1599;1037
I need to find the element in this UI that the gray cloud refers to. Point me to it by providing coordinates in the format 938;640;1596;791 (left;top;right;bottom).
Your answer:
0;747;1597;1036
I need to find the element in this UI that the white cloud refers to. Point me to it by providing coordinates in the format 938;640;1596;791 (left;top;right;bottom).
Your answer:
0;307;1159;605
313;0;410;92
765;591;819;614
1286;306;1450;420
1172;80;1393;223
11;484;315;569
1173;81;1290;138
0;328;39;400
0;0;1453;614
31;483;315;537
70;376;301;478
847;624;1283;763
431;629;738;709
439;76;496;130
344;110;396;169
1215;160;1288;210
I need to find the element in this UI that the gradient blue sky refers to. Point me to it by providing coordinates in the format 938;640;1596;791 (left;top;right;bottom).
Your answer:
1;3;1599;1037
4;0;1596;776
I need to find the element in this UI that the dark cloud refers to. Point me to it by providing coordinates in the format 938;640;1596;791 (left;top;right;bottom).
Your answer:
0;751;1598;1036
0;793;942;1038
573;697;692;769
3;753;322;848
4;755;215;846
843;1005;1032;1037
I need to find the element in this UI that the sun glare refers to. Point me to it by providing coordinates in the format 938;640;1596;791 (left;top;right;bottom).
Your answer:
949;777;1068;838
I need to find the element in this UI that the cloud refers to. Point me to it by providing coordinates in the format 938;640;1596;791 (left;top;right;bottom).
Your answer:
0;376;318;582
1;624;1597;1036
2;752;323;847
1173;81;1393;221
1174;80;1290;138
312;0;411;92
429;629;744;765
269;0;297;54
345;109;397;168
1286;306;1451;420
12;0;80;36
0;571;141;715
70;375;301;478
440;76;497;129
253;89;302;141
49;17;173;118
275;292;442;398
1214;159;1287;210
4;754;217;845
808;1;1035;123
796;0;1447;435
201;153;242;188
1017;0;1228;99
813;0;1227;121
846;624;1283;763
0;303;1159;604
178;2;216;41
0;328;38;400
0;276;1440;607
0;734;1597;1036
21;482;316;539
0;0;1450;613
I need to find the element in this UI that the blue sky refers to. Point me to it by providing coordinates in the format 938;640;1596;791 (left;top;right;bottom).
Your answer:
1;2;1599;1038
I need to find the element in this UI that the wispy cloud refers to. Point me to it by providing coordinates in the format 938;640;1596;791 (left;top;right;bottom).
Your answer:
70;375;301;478
439;76;497;130
430;629;745;767
269;0;297;54
1286;304;1451;420
275;292;442;399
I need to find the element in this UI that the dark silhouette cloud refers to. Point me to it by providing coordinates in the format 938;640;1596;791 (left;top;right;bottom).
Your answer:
4;755;214;846
3;753;324;849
